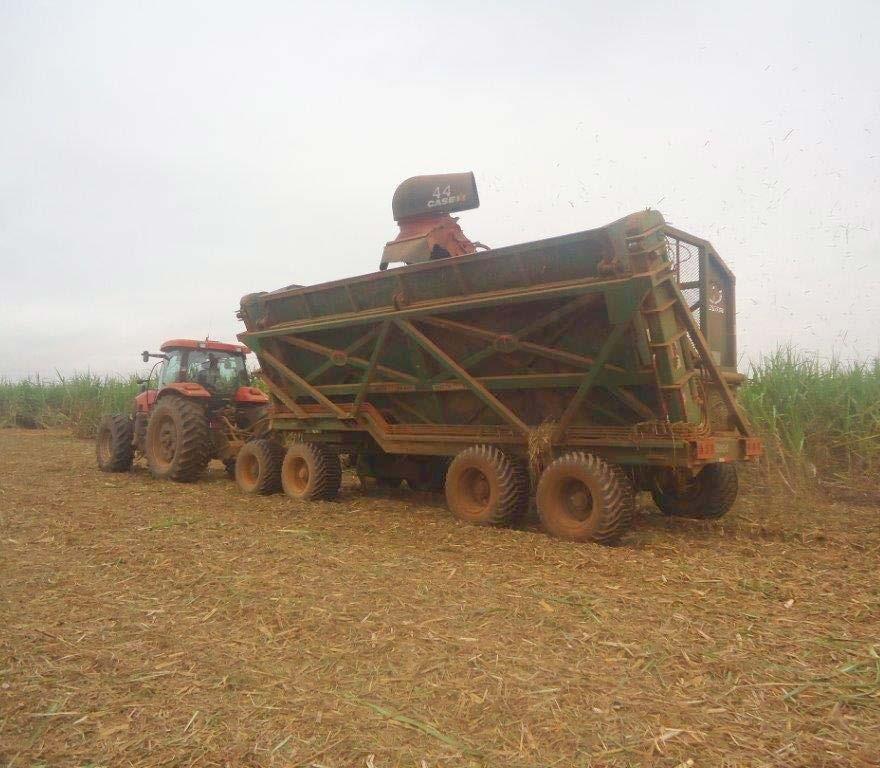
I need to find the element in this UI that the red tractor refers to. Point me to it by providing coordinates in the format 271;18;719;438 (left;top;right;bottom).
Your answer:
96;339;270;482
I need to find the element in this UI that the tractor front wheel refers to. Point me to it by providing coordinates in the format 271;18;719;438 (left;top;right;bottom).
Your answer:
96;414;134;472
145;396;211;482
651;464;738;520
281;443;342;501
235;439;283;495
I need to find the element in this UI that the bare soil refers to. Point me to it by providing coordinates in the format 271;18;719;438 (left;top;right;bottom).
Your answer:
1;429;878;767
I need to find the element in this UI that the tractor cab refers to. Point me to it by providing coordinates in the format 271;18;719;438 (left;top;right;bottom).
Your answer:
139;339;267;411
96;338;270;483
156;340;249;396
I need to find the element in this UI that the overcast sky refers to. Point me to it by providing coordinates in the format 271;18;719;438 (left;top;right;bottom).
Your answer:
1;0;878;380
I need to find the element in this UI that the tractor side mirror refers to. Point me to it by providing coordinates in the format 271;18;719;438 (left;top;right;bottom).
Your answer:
142;351;150;363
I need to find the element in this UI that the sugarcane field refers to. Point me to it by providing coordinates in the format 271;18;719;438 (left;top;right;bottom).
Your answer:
1;427;878;767
2;3;879;767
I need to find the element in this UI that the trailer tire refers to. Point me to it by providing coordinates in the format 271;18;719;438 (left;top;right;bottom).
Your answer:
281;443;341;501
609;464;636;532
96;414;134;472
445;445;526;526
235;439;283;495
536;452;630;544
652;464;738;519
509;458;531;522
145;396;210;482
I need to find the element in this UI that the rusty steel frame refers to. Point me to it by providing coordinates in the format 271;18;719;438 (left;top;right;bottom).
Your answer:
670;282;750;435
429;293;607;383
243;210;759;471
418;313;656;422
665;225;737;370
265;402;727;468
306;371;651;396
280;332;417;385
245;272;640;340
553;321;632;441
394;318;531;436
304;325;382;383
259;369;309;419
254;282;747;440
352;320;391;415
260;348;348;420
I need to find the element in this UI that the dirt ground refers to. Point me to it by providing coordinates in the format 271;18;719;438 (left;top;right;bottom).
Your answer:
1;429;878;768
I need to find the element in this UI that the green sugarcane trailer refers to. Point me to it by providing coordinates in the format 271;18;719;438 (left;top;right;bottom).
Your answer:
236;208;762;544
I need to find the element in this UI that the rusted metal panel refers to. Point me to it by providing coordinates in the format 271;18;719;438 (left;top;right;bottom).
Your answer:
240;209;758;472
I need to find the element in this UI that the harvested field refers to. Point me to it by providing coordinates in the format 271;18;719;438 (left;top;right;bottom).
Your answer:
1;429;878;767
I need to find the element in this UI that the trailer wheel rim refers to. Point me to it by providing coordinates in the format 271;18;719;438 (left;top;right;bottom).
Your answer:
284;456;310;494
559;477;594;521
540;470;600;530
237;451;260;490
452;466;496;518
535;453;630;542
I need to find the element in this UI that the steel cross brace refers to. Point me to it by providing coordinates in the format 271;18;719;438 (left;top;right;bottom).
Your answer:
394;319;530;436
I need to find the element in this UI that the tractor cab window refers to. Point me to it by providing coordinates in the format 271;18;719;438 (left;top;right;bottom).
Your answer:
158;351;182;387
185;350;247;394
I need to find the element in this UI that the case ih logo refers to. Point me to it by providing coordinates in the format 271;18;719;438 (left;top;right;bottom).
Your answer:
708;281;725;313
427;185;468;208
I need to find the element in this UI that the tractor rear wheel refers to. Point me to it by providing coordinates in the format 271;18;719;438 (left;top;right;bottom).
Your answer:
281;443;341;501
652;464;738;519
444;445;526;526
536;452;630;544
235;439;283;495
96;414;134;472
145;396;210;482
